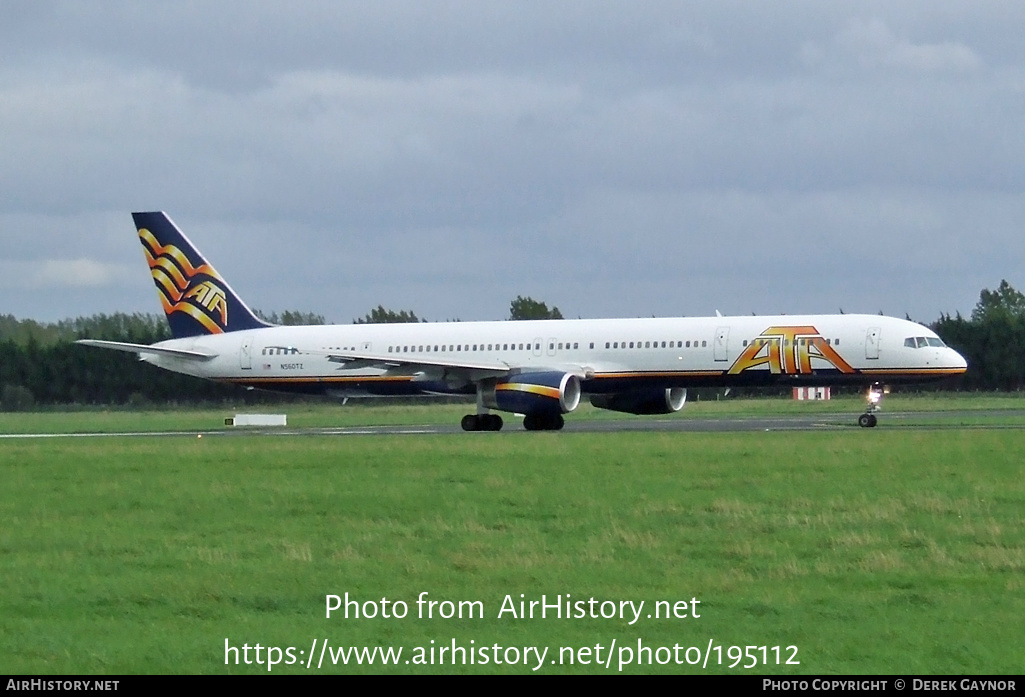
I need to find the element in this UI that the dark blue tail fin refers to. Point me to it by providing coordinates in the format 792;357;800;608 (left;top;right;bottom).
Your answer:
133;212;271;338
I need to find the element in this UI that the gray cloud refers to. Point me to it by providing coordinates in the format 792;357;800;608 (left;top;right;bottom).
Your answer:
1;2;1022;325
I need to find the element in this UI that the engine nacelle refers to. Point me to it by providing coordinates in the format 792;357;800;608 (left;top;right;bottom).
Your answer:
482;372;581;416
589;388;687;415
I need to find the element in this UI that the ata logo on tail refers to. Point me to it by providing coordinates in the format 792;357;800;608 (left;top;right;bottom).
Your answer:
139;227;229;334
727;326;856;376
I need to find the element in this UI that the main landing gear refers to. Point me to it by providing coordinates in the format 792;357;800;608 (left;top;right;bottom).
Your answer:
858;383;888;428
459;413;566;431
462;387;505;431
462;385;565;431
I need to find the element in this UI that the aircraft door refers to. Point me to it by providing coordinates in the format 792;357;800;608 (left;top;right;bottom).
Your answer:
865;327;881;360
240;337;253;370
714;326;730;362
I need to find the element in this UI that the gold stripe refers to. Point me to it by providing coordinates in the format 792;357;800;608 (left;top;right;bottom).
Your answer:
151;256;190;291
139;228;219;280
152;268;185;302
496;383;560;399
593;371;724;379
861;368;966;375
169;302;224;334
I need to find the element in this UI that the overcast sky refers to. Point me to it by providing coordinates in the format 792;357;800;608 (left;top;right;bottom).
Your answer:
2;1;1023;326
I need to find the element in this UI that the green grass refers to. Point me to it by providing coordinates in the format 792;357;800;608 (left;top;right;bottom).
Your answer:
1;412;1023;674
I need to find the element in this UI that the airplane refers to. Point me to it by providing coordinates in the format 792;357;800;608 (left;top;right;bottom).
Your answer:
78;212;968;431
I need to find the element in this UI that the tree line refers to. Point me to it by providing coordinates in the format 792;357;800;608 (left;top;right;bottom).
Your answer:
931;280;1025;390
1;285;1021;409
0;296;564;409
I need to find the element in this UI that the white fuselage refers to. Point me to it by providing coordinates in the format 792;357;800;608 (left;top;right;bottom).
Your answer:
144;313;967;398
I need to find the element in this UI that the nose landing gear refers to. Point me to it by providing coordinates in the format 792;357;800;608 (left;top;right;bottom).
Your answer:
859;383;888;428
857;412;877;428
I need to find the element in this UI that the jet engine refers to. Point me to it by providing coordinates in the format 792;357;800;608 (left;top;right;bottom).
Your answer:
481;371;581;416
589;387;687;415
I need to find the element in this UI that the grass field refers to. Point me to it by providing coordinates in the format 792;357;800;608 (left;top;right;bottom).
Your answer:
1;398;1024;674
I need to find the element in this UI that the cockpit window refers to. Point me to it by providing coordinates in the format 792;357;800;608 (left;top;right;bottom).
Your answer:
905;336;947;348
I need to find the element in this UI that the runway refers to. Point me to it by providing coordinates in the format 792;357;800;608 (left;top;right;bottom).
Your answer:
262;409;1025;436
4;409;1023;439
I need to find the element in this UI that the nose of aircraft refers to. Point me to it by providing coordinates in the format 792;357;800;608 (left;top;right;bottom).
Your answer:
949;348;968;372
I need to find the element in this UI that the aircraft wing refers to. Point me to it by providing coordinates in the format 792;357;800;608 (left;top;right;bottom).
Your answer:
75;339;217;361
301;348;594;381
302;347;511;375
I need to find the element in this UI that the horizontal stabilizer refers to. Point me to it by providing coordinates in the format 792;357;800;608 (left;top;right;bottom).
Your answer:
75;339;217;361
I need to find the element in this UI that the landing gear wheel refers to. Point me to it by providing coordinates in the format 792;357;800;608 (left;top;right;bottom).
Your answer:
461;414;480;431
858;413;877;428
